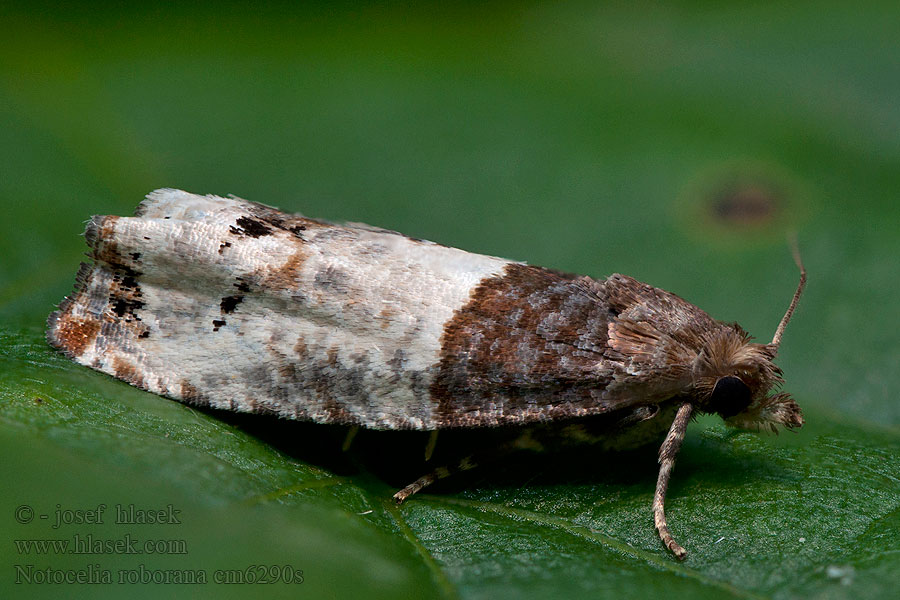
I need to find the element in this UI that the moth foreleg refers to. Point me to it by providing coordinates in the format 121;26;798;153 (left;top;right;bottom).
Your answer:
653;402;694;560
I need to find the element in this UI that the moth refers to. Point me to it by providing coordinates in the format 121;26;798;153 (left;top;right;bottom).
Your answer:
47;189;806;559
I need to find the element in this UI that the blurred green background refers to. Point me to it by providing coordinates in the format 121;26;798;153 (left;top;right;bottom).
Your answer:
1;3;898;599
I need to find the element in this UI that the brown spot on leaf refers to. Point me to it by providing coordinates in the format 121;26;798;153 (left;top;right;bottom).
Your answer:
712;182;780;226
677;162;806;241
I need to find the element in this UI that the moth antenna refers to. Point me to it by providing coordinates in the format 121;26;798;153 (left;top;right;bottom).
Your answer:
771;233;807;349
653;402;693;560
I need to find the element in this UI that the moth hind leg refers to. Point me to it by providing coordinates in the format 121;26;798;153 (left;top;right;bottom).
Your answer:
393;455;477;504
392;429;534;504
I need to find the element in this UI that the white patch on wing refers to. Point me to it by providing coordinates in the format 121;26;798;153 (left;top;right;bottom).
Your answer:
53;189;513;429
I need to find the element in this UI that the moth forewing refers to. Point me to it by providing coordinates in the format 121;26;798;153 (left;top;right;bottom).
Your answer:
47;189;805;561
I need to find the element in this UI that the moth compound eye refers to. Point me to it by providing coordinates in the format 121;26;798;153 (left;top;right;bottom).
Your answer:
709;376;753;418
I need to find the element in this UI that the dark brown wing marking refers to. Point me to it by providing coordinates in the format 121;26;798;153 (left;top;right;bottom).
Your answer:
431;264;617;427
431;266;723;428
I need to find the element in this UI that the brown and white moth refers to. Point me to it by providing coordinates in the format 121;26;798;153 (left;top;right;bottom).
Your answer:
47;189;806;559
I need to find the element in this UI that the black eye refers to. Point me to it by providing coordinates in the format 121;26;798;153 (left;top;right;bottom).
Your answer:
709;376;753;418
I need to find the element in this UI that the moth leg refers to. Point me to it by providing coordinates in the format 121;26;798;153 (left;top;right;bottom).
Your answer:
395;429;540;503
341;426;360;452
653;402;694;560
393;455;477;504
424;430;439;462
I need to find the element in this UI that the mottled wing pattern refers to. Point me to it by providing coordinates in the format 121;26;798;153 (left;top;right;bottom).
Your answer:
430;268;721;426
48;189;508;429
48;189;717;430
431;265;618;426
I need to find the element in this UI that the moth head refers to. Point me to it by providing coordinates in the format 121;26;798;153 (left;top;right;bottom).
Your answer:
692;248;806;433
692;331;801;432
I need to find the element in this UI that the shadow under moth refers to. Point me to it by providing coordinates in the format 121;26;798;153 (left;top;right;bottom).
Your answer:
47;189;806;559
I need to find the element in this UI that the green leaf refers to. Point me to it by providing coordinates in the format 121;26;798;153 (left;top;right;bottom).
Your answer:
1;4;898;599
